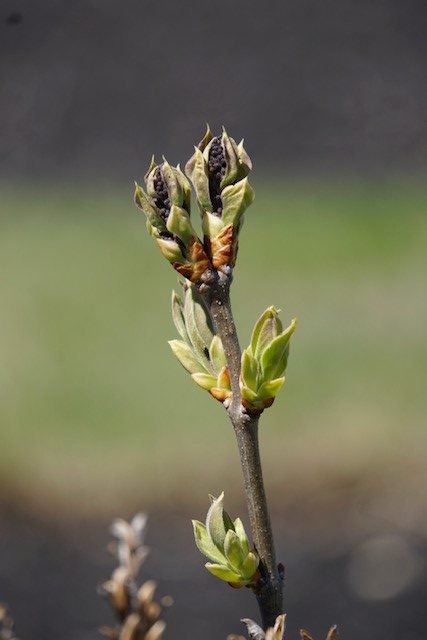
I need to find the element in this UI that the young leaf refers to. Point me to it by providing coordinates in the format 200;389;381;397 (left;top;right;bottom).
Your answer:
171;290;189;343
209;335;227;372
240;551;259;581
221;177;255;227
192;520;226;564
205;492;233;551
166;205;193;244
250;307;280;357
191;372;217;391
241;348;259;391
257;377;285;401
260;319;296;381
205;563;241;584
224;529;246;571
233;518;250;557
168;340;206;375
184;286;213;368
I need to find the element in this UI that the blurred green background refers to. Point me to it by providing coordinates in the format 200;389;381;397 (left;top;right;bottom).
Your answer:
2;179;426;519
2;1;427;637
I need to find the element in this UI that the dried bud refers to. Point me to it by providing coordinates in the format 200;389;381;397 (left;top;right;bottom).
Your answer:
192;493;259;588
300;627;340;640
0;604;19;640
134;158;211;284
229;616;339;640
185;126;254;271
169;285;232;405
234;615;285;640
99;514;168;640
240;307;297;413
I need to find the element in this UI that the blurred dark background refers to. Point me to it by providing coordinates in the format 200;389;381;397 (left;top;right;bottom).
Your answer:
1;1;427;639
1;0;427;179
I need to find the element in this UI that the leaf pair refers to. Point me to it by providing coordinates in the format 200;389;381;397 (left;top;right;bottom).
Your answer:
169;284;232;404
240;307;297;413
192;493;259;588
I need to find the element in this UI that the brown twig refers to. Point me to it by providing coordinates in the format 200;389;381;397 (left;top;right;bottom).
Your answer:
202;276;283;629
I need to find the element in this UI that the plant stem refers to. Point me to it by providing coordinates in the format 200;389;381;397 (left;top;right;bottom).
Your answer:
204;279;283;629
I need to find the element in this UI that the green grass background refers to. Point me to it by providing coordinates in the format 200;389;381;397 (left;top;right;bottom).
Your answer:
1;178;426;516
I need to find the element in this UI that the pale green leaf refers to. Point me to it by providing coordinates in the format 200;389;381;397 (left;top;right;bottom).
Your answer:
191;372;217;390
186;147;212;212
209;335;227;373
250;307;281;358
202;211;225;240
257;377;285;401
184;286;214;369
240;551;259;581
220;129;239;188
241;348;259;391
224;529;246;572
166;205;194;244
171;290;189;343
221;177;255;227
192;520;226;564
168;340;206;375
206;492;228;551
240;384;260;405
233;518;250;557
205;563;242;584
260;319;296;381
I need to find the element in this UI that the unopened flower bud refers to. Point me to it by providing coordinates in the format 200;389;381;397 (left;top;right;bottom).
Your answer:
134;158;211;283
185;126;254;272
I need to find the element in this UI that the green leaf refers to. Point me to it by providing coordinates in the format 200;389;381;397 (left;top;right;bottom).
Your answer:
221;177;255;227
184;286;214;369
197;124;213;152
205;563;242;584
250;307;281;358
175;164;192;213
240;384;260;405
185;147;212;212
233;518;250;557
168;340;206;375
202;211;225;240
161;159;183;207
191;372;217;391
224;529;246;572
237;138;252;174
166;205;194;244
134;182;164;230
192;520;226;564
209;335;227;373
241;348;259;391
220;129;239;188
171;290;189;343
240;551;259;581
206;492;229;551
255;317;283;360
222;507;235;534
260;319;296;381
156;237;185;263
257;377;285;401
